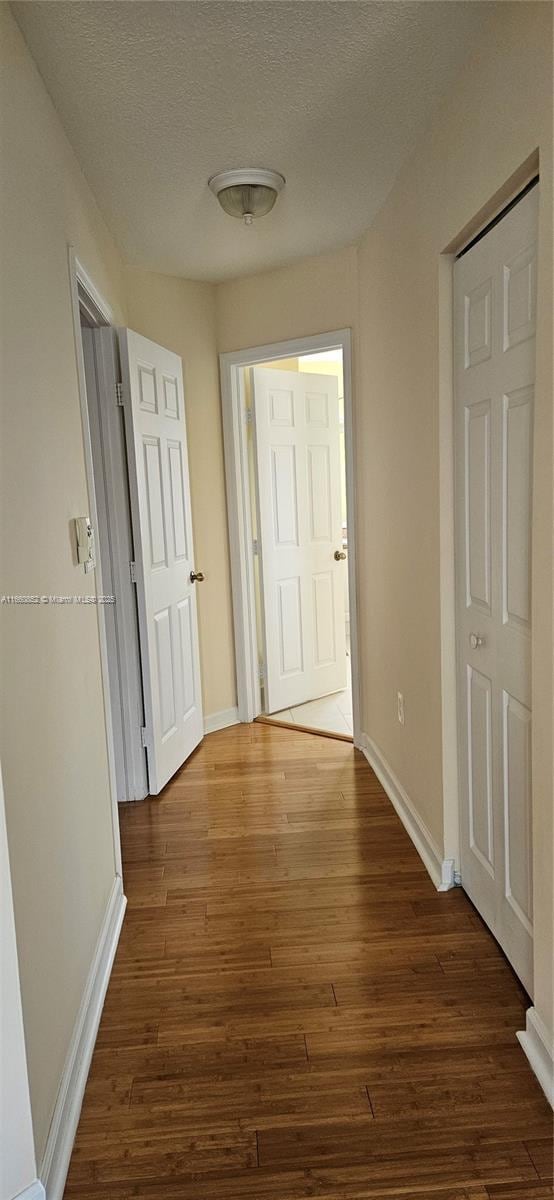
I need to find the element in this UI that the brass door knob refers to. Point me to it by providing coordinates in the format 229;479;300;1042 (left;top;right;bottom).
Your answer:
334;550;347;561
190;570;205;583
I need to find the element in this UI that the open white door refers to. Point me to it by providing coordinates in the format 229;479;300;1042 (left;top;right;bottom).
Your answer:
252;366;347;713
454;186;537;992
119;329;203;794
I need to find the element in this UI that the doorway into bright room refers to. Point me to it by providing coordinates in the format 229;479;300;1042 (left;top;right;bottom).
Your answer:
221;331;358;745
247;348;352;738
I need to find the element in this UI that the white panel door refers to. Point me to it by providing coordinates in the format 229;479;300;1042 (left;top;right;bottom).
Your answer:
119;330;203;794
454;187;537;992
252;367;347;712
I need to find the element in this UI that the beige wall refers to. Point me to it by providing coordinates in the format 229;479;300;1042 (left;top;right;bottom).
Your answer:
356;1;552;1030
0;763;37;1200
124;268;236;718
0;6;124;1159
216;244;358;353
216;4;553;1039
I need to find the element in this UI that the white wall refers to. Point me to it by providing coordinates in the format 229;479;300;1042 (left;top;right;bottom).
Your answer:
0;763;38;1200
0;5;125;1161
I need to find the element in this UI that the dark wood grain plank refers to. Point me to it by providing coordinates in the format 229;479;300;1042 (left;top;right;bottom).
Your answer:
63;724;552;1198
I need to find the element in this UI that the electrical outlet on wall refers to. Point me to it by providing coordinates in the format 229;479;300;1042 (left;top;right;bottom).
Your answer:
397;691;405;726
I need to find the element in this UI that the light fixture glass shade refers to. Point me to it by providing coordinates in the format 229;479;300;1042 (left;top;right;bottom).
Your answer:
209;168;285;225
217;183;278;221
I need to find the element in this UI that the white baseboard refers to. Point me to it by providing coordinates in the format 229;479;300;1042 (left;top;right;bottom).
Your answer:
517;1006;554;1108
14;1183;46;1200
39;876;126;1200
204;706;240;734
358;732;455;892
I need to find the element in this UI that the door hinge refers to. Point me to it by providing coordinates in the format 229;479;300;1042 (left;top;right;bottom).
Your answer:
258;662;265;683
140;726;148;748
115;381;124;406
253;539;259;556
245;407;253;425
129;560;137;584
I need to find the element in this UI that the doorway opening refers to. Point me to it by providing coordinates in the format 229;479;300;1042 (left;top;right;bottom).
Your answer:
79;308;148;806
248;349;351;738
70;253;148;815
220;329;360;744
70;253;205;814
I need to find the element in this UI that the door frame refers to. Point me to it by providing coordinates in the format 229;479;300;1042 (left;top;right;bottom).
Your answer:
83;327;149;804
68;247;124;876
220;328;361;744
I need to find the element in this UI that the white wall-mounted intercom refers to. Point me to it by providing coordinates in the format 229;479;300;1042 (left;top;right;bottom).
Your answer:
74;516;95;573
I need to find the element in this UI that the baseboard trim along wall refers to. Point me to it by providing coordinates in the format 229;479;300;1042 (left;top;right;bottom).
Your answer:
358;732;455;892
14;1182;46;1200
39;876;127;1200
517;1007;554;1108
204;707;240;735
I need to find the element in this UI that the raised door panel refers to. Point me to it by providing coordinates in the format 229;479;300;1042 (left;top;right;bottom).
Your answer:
163;373;180;419
271;445;299;547
307;444;332;543
143;436;167;570
277;577;303;678
464;278;492;368
502;387;533;630
177;597;196;717
502;692;533;931
138;363;158;413
503;243;537;350
464;400;491;612
167;440;189;563
269;387;295;427
153;607;177;742
467;666;494;877
305;391;329;428
313;572;336;668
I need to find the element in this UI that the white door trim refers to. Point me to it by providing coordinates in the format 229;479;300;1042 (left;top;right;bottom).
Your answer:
68;245;123;877
438;253;461;875
220;329;361;744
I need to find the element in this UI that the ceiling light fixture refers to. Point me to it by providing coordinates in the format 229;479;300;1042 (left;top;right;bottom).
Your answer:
208;168;285;226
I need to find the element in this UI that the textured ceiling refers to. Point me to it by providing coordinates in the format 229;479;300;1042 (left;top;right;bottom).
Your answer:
13;1;496;282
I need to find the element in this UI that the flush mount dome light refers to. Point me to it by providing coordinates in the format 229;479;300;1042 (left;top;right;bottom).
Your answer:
208;168;285;226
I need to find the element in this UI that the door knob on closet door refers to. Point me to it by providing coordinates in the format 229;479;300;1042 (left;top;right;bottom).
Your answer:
190;570;205;583
334;549;347;561
469;632;484;649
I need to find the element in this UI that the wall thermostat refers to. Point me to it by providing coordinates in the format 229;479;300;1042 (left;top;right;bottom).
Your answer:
74;516;95;573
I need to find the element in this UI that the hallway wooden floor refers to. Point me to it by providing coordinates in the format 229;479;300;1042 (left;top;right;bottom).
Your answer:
64;724;553;1199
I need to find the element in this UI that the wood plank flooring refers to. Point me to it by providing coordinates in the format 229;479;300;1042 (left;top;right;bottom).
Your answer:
64;723;553;1199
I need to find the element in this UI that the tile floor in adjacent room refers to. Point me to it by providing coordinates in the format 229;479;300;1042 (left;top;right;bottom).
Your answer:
271;658;353;737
